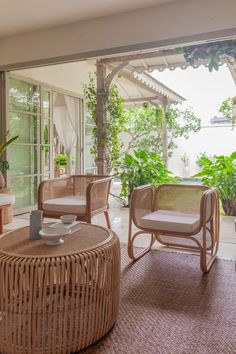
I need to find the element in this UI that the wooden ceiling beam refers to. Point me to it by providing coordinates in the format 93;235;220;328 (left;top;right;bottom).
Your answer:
100;49;181;64
124;96;161;103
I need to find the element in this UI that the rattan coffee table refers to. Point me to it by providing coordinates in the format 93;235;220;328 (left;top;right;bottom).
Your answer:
0;223;120;354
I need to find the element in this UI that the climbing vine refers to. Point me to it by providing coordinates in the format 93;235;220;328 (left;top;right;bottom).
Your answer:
83;73;126;172
183;39;236;72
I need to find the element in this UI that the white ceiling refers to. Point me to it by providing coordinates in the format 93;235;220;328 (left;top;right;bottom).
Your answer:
0;0;180;38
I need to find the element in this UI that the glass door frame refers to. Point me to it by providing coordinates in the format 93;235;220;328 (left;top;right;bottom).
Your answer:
6;74;42;214
5;73;85;214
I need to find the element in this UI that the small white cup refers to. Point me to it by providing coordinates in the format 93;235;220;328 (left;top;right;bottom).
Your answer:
60;214;77;224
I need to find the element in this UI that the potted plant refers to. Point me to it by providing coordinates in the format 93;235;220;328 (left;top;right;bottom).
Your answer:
0;133;19;188
194;152;236;216
119;150;180;204
54;154;67;177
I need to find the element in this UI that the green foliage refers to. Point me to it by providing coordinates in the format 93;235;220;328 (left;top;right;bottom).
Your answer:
55;154;67;166
0;134;19;156
124;103;164;153
194;152;236;215
196;152;210;167
0;160;9;174
0;134;19;174
183;39;236;72
119;150;180;199
106;85;126;171
166;107;201;154
219;96;236;128
124;103;201;157
83;73;126;172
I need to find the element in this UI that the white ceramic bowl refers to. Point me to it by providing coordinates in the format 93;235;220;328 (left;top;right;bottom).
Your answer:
39;226;71;245
60;214;77;224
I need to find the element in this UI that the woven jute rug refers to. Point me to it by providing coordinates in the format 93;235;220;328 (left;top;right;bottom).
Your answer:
81;247;236;354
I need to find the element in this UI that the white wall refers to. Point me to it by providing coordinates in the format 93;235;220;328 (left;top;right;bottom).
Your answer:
168;125;236;177
1;0;236;69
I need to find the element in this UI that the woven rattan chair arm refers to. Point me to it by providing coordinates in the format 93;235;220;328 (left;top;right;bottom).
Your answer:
130;184;154;226
200;188;219;224
86;177;113;213
130;184;154;206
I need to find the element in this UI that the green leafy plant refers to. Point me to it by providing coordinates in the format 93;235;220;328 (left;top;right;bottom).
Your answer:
54;154;67;166
196;152;211;168
0;133;19;173
219;96;236;129
0;160;9;174
83;73;126;172
194;152;236;216
124;103;200;157
119;150;180;200
183;39;236;72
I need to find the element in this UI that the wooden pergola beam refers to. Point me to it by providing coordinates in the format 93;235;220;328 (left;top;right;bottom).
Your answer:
123;96;161;104
100;49;181;64
105;61;129;88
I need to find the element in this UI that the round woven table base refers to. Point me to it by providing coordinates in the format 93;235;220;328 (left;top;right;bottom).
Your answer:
0;226;120;354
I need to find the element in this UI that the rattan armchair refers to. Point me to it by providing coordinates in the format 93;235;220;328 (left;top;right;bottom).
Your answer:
38;175;112;228
128;184;220;272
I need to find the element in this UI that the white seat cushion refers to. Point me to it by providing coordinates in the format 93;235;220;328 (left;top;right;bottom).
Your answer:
0;194;15;206
140;209;200;233
42;196;86;214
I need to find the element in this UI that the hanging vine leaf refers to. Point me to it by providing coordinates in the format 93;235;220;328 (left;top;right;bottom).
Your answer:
183;39;236;72
83;73;126;173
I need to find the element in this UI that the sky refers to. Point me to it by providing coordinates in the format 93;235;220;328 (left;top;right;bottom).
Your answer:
152;64;236;124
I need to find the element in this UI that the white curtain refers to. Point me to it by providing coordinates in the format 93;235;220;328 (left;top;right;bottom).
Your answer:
64;95;81;174
53;93;76;175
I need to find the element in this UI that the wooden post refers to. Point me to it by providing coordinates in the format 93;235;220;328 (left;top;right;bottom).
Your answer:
0;207;3;234
162;97;169;167
96;61;108;175
0;72;7;187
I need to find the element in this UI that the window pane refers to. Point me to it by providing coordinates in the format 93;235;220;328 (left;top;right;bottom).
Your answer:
43;91;50;117
9;112;37;144
43;120;50;144
10;176;38;209
8;145;38;175
9;78;39;113
42;145;50;173
84;125;95;173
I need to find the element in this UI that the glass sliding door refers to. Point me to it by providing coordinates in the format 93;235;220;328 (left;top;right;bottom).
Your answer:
6;74;83;214
7;77;53;214
52;93;84;176
41;89;53;180
8;77;40;213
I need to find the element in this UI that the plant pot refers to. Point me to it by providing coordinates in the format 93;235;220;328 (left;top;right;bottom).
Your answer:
221;199;236;216
0;173;5;189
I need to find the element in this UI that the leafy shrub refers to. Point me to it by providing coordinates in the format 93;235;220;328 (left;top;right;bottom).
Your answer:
196;152;210;167
0;133;18;174
0;160;9;174
194;152;236;215
55;154;67;166
119;150;180;200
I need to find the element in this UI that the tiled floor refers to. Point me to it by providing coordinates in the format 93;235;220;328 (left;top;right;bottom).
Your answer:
5;192;236;261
